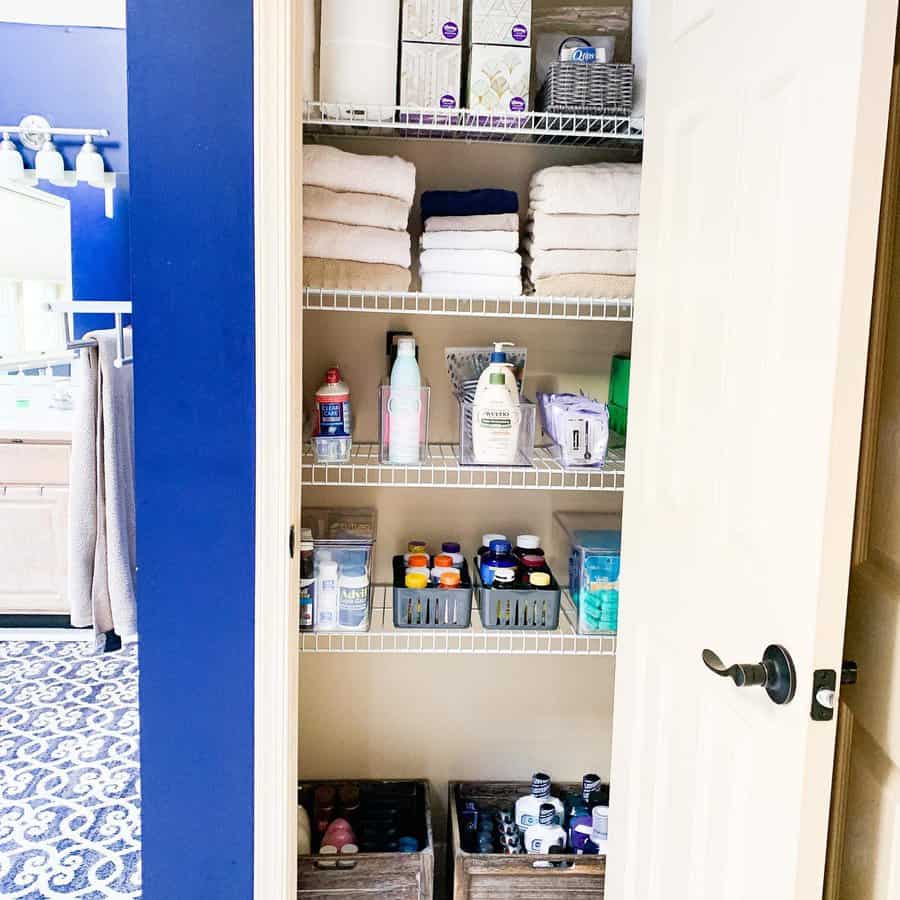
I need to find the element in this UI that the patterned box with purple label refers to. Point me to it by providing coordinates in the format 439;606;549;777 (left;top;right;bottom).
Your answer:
402;0;464;44
467;43;531;115
471;0;531;47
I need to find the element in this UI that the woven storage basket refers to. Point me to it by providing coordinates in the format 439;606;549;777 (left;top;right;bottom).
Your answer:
537;62;634;116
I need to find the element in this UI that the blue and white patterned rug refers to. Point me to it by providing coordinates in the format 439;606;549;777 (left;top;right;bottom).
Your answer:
0;641;141;898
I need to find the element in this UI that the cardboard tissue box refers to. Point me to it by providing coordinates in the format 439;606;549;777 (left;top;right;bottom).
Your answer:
468;44;530;115
402;0;463;44
401;41;463;110
470;0;531;47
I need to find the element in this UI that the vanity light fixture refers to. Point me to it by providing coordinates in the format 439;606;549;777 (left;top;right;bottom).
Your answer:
0;133;24;182
0;115;111;190
75;135;106;185
35;138;65;183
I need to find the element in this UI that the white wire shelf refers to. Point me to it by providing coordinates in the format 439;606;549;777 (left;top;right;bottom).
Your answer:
299;588;617;656
303;288;633;322
303;102;643;147
301;443;625;491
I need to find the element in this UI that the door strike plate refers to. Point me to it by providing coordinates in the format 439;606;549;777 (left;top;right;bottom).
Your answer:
811;669;836;721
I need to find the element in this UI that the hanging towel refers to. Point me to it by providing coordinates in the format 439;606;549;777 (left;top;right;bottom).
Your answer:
69;328;137;645
526;212;640;251
303;219;412;268
424;212;520;233
421;272;523;298
421;188;519;223
419;248;522;277
420;230;519;252
526;249;638;279
529;162;642;215
303;257;412;292
532;273;636;298
303;185;411;231
303;144;416;204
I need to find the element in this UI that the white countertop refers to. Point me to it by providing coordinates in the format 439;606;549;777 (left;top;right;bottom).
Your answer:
0;382;74;442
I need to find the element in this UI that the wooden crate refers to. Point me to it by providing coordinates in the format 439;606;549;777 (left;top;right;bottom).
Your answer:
298;779;434;899
449;781;605;900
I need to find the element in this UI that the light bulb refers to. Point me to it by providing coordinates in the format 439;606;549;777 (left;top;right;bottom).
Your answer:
0;134;24;182
35;139;64;182
76;135;105;184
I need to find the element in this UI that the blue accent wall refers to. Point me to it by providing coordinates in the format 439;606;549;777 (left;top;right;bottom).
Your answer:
127;1;256;897
0;23;130;336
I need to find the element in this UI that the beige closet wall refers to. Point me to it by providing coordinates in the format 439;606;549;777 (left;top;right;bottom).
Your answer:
840;27;900;899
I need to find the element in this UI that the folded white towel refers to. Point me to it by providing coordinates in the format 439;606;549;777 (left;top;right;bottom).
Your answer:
304;219;412;268
303;144;416;205
526;212;640;251
421;272;523;298
526;249;638;279
420;230;520;252
424;213;519;233
419;248;522;277
303;185;411;231
530;162;642;215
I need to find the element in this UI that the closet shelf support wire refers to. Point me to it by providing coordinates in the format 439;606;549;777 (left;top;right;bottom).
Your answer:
47;300;134;368
303;288;633;321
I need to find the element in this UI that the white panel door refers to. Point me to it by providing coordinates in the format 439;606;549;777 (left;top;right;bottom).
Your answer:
609;1;898;898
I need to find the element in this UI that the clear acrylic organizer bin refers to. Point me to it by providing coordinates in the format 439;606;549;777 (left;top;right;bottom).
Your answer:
378;384;431;465
458;398;536;467
301;507;377;632
554;511;621;634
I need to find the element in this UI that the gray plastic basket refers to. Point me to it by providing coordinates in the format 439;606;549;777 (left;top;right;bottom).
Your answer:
392;556;473;628
537;62;634;116
475;560;561;630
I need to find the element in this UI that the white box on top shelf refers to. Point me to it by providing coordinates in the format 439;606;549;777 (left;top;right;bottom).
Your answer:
467;43;531;115
400;41;463;110
402;0;463;43
470;0;531;47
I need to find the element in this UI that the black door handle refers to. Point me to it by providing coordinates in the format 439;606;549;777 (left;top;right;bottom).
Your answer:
702;644;796;705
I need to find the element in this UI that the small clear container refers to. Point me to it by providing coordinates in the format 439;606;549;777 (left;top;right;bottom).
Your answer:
458;398;536;467
378;384;431;465
313;435;352;464
554;512;621;634
301;507;377;632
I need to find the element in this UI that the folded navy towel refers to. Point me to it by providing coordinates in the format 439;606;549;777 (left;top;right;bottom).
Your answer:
421;189;519;224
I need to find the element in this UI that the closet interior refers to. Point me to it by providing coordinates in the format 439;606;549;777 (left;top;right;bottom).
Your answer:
297;2;642;896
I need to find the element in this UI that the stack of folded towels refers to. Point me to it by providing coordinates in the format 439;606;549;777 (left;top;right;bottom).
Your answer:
302;144;416;292
418;189;523;298
524;162;642;297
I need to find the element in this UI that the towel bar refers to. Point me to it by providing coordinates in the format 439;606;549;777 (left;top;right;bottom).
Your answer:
46;301;133;368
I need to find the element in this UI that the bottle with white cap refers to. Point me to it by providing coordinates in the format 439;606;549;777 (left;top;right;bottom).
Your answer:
524;802;567;854
388;335;422;465
316;560;339;630
582;803;609;855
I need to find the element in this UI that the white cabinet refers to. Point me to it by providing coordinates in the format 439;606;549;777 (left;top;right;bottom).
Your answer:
0;439;70;615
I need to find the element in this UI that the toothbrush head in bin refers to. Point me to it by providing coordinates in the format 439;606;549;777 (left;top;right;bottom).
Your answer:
537;392;609;468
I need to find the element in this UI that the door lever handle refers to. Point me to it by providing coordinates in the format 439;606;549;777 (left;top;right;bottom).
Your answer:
702;644;796;705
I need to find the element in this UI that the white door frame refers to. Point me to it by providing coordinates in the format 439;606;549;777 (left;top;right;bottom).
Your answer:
253;0;302;896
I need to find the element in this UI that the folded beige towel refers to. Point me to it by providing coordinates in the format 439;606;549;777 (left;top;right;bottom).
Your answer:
527;249;637;279
530;162;642;215
304;185;411;231
303;144;416;204
424;213;519;233
303;219;412;268
526;212;639;251
533;274;635;298
303;257;411;292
